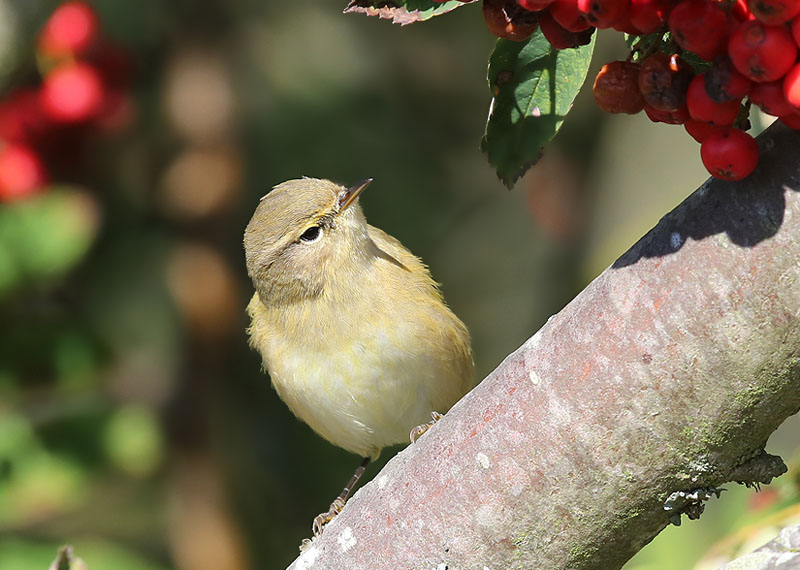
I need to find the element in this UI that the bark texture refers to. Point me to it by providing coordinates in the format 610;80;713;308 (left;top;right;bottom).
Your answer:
288;124;800;570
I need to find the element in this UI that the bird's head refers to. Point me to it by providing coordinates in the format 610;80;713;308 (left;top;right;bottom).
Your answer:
244;177;372;305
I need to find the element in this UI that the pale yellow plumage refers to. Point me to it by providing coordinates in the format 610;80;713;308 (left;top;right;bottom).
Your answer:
244;178;474;460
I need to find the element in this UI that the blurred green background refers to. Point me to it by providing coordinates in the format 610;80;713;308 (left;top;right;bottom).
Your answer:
0;1;798;569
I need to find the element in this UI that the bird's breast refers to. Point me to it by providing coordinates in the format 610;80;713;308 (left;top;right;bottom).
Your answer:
246;287;469;457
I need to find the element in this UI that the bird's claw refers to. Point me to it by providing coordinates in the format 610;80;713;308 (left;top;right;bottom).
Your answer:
409;411;444;443
312;496;346;536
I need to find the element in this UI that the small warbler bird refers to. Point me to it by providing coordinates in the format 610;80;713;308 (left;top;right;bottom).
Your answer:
244;177;475;535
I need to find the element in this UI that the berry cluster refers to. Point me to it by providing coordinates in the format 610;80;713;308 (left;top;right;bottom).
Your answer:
0;1;133;201
480;0;800;181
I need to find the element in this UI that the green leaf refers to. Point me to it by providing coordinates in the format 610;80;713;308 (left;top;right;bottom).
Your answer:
0;188;99;297
481;30;595;188
343;0;476;25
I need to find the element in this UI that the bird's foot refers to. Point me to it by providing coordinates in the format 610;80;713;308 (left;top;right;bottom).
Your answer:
309;457;370;537
312;496;346;536
410;411;444;443
299;537;315;552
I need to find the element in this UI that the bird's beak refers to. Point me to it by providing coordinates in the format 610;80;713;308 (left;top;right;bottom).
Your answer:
338;178;372;212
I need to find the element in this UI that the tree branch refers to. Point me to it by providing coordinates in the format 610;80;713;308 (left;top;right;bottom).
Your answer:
719;523;800;569
289;123;800;570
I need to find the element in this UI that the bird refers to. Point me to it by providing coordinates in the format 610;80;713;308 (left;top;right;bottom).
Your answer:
243;177;475;535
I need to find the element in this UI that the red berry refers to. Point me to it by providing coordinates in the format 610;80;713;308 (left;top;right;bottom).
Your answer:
630;0;677;33
638;52;694;111
747;0;800;24
610;1;641;33
750;80;795;115
576;0;626;27
779;112;800;128
793;15;800;47
37;1;98;57
700;128;758;180
684;119;724;142
0;143;47;201
540;11;595;48
669;0;728;61
705;56;752;101
40;63;104;123
728;20;797;82
550;0;591;31
518;0;556;9
686;74;741;125
731;0;754;20
783;62;800;109
483;0;540;40
593;61;646;114
644;103;690;123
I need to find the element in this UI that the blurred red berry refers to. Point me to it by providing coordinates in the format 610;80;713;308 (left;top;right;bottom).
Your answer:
87;42;134;90
577;0;626;27
750;80;794;115
747;0;800;24
686;74;741;125
518;0;556;9
700;128;758;180
96;90;136;133
728;20;797;82
0;89;51;145
748;487;780;511
593;61;645;114
638;52;693;111
550;0;592;31
630;0;676;33
483;0;540;41
40;63;104;123
37;1;98;57
644;103;690;123
705;56;753;102
684;119;724;142
0;143;47;201
783;63;800;109
669;0;728;61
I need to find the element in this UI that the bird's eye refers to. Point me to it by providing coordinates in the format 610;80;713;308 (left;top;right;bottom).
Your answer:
299;225;323;243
